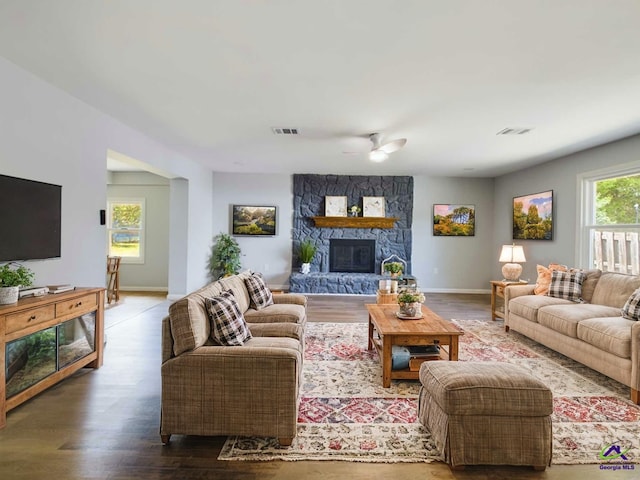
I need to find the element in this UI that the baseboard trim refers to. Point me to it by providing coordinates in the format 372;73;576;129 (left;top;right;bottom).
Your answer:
120;286;168;292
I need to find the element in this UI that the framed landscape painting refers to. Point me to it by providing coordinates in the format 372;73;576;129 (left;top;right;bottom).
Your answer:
433;204;475;236
513;190;553;240
232;205;277;236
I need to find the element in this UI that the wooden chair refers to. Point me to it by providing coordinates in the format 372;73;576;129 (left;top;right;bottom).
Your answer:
106;256;121;304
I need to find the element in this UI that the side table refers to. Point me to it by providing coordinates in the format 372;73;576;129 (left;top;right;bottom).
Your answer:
490;280;528;321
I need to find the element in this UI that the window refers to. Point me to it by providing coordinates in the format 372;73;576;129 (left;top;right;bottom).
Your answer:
578;163;640;274
107;198;145;264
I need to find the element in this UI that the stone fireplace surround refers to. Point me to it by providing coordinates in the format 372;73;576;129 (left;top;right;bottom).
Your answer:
290;174;413;294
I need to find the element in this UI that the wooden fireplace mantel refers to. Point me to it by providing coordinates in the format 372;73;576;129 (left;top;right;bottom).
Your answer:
311;216;398;229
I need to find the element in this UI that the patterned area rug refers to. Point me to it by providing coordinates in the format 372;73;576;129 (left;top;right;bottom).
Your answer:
218;320;640;463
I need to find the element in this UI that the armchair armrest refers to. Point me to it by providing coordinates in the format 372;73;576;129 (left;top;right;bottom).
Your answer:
504;284;536;326
504;284;536;303
273;293;307;307
160;340;302;440
630;322;640;398
248;322;305;342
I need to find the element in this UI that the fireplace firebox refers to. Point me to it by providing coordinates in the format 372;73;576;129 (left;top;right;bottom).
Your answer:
329;239;375;273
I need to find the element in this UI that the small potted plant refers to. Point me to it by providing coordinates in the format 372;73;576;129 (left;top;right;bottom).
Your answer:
0;263;35;304
208;233;242;279
397;290;426;317
349;205;361;217
298;239;317;274
384;261;404;278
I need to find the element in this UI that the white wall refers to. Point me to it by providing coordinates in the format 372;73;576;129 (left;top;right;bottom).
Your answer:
413;176;495;292
107;172;169;291
212;173;293;289
494;134;640;283
213;172;496;292
0;57;213;297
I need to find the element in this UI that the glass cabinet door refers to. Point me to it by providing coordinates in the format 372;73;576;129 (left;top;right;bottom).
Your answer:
5;326;57;398
58;313;96;369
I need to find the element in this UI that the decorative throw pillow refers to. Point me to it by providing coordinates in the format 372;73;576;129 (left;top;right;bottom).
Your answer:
244;272;274;310
534;263;568;295
547;270;585;303
205;290;252;346
621;288;640;321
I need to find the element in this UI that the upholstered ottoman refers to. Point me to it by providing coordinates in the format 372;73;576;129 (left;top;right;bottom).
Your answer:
418;361;553;470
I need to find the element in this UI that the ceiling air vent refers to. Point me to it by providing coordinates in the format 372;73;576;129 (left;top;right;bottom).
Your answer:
496;127;533;135
271;127;299;135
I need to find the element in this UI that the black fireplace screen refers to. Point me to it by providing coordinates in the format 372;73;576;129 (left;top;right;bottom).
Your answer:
329;239;375;273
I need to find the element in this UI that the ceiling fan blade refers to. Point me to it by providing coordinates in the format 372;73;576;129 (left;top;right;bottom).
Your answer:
378;138;407;154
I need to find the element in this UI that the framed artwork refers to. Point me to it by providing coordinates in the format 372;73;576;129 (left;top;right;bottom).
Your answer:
363;196;385;217
232;205;277;236
433;204;475;236
325;196;347;216
513;190;553;240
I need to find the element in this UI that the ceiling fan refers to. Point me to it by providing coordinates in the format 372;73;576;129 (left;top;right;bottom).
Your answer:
344;133;407;162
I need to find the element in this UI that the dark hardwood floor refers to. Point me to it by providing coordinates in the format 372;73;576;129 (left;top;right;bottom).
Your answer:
0;292;624;479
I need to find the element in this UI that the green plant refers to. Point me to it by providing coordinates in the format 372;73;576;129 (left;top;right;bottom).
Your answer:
298;239;317;264
398;291;425;304
209;233;242;279
384;262;403;275
0;263;34;288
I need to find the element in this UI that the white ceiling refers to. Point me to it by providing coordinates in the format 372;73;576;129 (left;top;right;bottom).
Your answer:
1;1;640;177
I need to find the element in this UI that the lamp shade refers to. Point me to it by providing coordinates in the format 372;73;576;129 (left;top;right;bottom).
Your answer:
499;244;526;263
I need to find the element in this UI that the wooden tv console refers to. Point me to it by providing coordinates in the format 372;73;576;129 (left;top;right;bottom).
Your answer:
0;287;104;429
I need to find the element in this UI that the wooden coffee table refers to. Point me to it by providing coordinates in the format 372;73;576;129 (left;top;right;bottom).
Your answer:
366;303;464;387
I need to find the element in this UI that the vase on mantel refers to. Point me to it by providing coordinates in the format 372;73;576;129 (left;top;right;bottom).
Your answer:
300;263;311;274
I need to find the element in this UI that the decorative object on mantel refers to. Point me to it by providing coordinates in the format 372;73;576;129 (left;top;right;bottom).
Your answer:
348;205;361;217
433;204;475;236
298;239;317;274
499;243;526;281
363;196;385;217
397;290;426;318
0;262;34;304
325;196;347;217
311;216;397;229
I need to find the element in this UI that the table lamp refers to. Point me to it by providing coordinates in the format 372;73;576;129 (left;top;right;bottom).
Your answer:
499;244;526;281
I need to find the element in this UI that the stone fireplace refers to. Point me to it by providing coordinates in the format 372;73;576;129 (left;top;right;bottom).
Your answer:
289;174;413;294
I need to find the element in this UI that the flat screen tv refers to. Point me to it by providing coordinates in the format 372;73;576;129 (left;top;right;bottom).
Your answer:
0;174;62;261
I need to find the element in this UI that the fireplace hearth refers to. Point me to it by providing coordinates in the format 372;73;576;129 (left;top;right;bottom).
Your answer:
329;239;375;273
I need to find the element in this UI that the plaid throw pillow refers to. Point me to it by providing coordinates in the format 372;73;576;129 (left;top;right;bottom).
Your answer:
621;288;640;321
205;290;252;346
547;270;585;303
244;273;274;310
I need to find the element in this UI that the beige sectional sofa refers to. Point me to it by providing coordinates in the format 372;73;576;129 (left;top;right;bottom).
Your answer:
505;270;640;404
160;271;307;446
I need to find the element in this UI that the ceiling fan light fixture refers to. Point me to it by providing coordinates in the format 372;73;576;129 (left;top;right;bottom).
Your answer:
369;149;389;162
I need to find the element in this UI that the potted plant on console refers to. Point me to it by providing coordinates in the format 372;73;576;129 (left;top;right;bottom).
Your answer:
0;263;35;305
298;239;317;274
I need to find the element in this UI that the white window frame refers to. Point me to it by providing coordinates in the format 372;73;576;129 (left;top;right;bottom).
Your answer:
577;161;640;270
107;198;145;265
